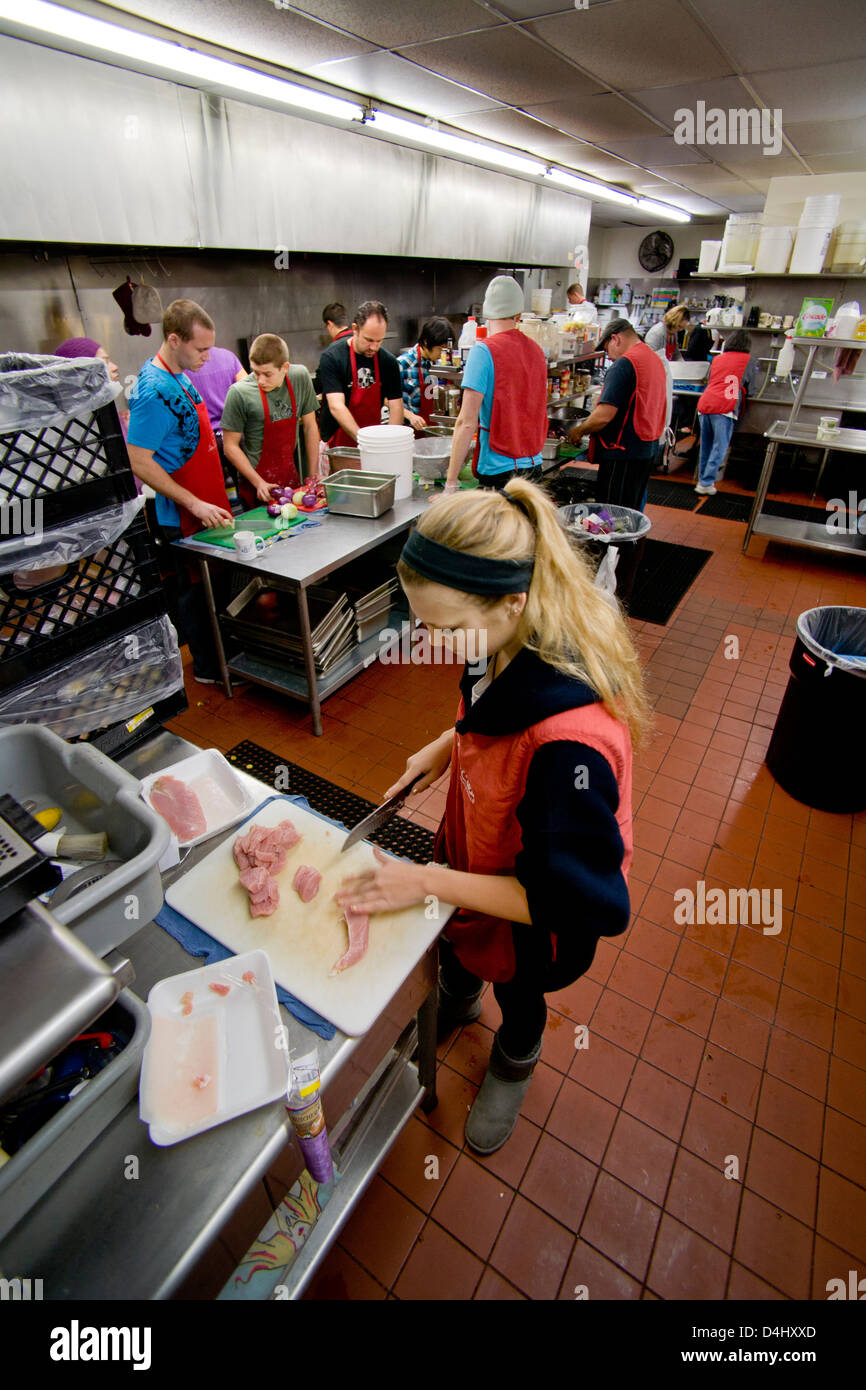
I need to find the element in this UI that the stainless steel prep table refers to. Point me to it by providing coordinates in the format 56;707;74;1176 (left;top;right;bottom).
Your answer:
175;498;428;736
0;731;440;1301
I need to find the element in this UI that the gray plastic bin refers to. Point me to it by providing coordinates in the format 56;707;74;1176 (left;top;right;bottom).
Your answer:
0;725;168;955
0;988;150;1243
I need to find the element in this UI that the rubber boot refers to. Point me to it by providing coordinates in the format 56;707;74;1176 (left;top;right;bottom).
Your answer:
436;975;483;1044
465;1029;543;1155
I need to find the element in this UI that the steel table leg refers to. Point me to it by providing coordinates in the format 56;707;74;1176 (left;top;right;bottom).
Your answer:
417;944;439;1113
812;447;831;501
198;556;233;698
296;586;322;736
744;439;779;554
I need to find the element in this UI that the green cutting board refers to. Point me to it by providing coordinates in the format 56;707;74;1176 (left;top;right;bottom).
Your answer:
189;506;306;548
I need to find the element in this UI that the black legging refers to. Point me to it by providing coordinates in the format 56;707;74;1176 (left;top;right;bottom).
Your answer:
439;923;598;1059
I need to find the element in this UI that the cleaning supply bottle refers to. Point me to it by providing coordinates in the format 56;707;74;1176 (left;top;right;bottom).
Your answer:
457;316;477;361
776;334;795;378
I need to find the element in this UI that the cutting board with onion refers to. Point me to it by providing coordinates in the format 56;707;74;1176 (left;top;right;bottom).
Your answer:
165;797;452;1036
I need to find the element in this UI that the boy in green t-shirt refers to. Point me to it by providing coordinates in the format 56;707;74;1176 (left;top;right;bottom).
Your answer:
222;334;320;508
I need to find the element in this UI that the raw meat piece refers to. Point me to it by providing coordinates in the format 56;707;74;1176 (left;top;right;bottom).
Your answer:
242;970;256;986
329;906;370;976
292;864;322;903
249;879;279;917
180;990;194;1017
209;982;230;996
192;1074;212;1089
150;775;207;841
239;866;271;895
233;819;300;874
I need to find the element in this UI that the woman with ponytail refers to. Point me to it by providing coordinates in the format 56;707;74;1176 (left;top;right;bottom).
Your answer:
337;479;651;1154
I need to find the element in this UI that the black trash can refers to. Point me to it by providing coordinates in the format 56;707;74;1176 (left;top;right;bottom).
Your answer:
766;606;866;813
559;503;652;603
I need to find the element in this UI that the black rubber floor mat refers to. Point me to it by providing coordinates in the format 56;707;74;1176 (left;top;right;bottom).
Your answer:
645;479;700;511
226;740;436;863
764;499;833;523
695;492;753;522
627;539;712;626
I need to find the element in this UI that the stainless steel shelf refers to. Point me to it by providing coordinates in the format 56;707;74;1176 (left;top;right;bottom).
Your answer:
227;610;409;704
766;421;866;455
688;272;866;281
751;515;866;557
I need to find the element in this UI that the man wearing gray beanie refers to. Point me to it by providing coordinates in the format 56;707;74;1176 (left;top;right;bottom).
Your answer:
443;275;548;492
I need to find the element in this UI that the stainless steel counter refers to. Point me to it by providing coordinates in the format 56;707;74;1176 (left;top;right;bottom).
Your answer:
0;731;439;1300
175;499;428;735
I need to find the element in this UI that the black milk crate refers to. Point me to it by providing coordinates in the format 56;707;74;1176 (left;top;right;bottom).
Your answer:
0;512;163;691
0;401;136;530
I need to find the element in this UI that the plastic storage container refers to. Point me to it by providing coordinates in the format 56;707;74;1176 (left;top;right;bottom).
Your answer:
0;354;132;528
531;287;553;316
765;606;866;812
698;240;722;274
0;724;169;953
719;214;762;270
0;988;150;1242
828;220;866;273
754;225;794;273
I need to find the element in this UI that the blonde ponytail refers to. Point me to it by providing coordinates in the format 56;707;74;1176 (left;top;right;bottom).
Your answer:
398;480;653;748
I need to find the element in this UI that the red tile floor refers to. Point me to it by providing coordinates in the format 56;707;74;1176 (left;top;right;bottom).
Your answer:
166;473;866;1301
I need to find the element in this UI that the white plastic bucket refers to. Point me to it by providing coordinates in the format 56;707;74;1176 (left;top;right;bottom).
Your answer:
357;424;414;500
698;240;722;273
531;287;553;316
754;225;794;273
790;225;833;274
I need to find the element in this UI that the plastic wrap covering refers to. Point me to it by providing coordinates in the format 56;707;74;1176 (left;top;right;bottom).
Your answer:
0;614;183;737
797;606;866;675
0;354;122;434
0;495;145;578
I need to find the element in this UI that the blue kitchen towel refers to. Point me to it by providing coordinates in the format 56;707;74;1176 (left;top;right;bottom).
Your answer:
155;794;342;1041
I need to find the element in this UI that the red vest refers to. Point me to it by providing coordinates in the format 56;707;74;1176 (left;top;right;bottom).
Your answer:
434;699;634;983
590;341;667;459
698;351;750;415
481;330;548;460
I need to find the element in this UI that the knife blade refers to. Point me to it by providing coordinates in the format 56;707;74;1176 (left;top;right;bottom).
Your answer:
340;773;425;853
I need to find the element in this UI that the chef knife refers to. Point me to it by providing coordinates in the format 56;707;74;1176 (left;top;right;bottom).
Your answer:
340;773;425;853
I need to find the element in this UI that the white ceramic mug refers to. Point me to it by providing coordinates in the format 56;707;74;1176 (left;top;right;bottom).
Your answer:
233;530;265;559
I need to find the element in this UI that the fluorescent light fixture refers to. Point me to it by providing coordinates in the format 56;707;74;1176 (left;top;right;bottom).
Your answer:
636;198;692;224
369;112;546;177
0;0;364;120
544;169;638;208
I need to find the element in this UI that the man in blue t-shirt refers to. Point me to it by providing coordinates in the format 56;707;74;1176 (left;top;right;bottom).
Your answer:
128;299;233;683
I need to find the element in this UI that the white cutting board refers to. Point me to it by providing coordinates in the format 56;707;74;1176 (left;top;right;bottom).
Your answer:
165;797;451;1036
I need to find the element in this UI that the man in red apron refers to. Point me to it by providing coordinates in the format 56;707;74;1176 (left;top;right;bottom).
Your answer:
317;300;404;461
127;298;234;683
221;334;320;511
397;317;452;435
442;277;548;493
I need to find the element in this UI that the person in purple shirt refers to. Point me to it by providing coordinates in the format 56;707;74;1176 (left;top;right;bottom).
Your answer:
185;345;246;432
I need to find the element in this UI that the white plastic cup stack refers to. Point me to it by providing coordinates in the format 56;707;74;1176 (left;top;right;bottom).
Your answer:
790;193;841;274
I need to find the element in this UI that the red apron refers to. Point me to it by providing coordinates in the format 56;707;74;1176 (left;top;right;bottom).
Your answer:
471;331;548;478
154;353;231;538
587;341;667;461
334;327;352;342
433;698;634;983
414;345;436;434
327;342;382;449
237;376;301;512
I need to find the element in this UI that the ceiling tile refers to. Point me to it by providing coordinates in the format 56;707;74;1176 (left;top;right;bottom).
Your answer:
491;1;590;16
289;0;501;48
306;51;504;116
526;0;734;89
747;58;866;123
627;76;757;130
719;193;767;212
807;153;866;174
650;165;761;196
393;28;597;106
541;144;650;182
704;154;809;179
604;136;709;167
782;119;866;157
523;94;662;143
690;0;866;73
100;0;375;67
447;106;566;148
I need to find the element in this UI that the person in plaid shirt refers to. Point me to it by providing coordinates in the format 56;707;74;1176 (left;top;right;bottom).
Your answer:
398;317;453;432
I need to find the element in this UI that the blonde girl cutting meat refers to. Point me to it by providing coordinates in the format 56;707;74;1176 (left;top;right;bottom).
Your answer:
336;479;651;1154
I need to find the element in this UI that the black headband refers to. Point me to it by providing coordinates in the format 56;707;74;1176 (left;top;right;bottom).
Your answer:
400;529;534;595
